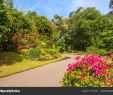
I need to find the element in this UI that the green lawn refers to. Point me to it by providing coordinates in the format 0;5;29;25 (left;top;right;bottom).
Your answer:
0;52;64;78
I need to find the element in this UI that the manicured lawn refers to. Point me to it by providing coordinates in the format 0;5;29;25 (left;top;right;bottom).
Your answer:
0;52;64;78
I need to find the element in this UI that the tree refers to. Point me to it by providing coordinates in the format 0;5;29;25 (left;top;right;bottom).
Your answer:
4;0;13;9
66;7;101;51
95;14;113;50
0;0;5;9
52;15;69;52
109;0;113;8
0;0;9;50
109;0;113;15
69;7;83;18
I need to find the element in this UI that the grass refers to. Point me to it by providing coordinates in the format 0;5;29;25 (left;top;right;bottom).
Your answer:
63;51;87;56
0;52;64;78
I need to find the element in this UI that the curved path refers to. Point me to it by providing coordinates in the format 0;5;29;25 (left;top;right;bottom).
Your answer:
0;55;75;87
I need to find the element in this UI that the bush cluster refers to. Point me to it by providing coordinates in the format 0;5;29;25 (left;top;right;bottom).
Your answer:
62;55;113;87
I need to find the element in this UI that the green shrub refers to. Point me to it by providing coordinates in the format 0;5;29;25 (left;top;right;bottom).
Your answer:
39;54;52;61
87;46;107;56
48;48;61;58
62;55;113;87
20;49;29;55
87;46;99;54
98;49;107;56
48;49;58;55
28;48;42;59
38;48;61;61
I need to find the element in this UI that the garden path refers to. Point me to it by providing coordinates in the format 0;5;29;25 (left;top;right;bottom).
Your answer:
0;55;78;87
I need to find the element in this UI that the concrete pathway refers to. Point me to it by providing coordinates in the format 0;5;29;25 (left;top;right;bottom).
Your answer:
0;55;75;87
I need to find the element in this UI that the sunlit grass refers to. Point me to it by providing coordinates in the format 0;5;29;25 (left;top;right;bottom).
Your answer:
0;52;64;78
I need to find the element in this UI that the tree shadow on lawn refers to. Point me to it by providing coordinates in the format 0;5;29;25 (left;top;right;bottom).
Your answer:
0;52;23;66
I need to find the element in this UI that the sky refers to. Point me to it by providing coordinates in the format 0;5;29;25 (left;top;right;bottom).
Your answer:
14;0;110;19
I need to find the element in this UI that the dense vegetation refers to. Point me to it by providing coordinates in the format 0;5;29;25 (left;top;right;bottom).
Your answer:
62;54;113;87
0;0;113;87
61;0;113;87
1;0;113;56
0;0;63;61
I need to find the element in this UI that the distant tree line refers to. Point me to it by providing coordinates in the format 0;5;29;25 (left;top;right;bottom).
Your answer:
0;0;113;53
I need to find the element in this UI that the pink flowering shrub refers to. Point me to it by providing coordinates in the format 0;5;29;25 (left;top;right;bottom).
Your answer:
62;55;113;87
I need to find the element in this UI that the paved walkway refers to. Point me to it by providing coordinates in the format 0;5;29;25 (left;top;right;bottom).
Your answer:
0;55;75;87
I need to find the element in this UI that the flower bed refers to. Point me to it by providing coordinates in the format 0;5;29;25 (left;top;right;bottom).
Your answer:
62;55;113;87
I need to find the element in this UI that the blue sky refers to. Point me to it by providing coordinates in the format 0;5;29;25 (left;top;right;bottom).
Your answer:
14;0;110;19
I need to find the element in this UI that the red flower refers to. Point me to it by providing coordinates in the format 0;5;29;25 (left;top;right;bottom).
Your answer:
80;78;84;81
94;78;98;81
83;71;88;76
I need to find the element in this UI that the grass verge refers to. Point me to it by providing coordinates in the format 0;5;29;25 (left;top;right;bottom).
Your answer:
0;52;64;78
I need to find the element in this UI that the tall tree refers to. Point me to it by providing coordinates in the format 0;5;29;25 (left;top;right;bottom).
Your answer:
109;0;113;8
69;7;83;18
0;0;5;9
109;0;113;14
66;7;101;51
4;0;13;9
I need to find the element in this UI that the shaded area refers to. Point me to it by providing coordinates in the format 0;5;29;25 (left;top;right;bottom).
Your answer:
0;52;23;66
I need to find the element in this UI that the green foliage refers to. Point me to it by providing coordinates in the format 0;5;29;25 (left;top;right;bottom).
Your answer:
52;31;66;52
69;7;83;18
27;11;53;38
98;49;108;56
87;46;108;56
66;7;101;51
1;0;113;61
0;1;55;52
27;48;42;59
0;0;5;9
4;0;13;9
39;54;52;61
99;30;113;50
65;7;113;52
37;47;61;61
48;48;61;57
87;46;98;54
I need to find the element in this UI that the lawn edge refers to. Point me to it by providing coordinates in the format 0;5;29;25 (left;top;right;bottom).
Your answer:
0;56;65;78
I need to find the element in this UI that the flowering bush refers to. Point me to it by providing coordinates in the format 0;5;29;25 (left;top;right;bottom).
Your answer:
62;55;113;87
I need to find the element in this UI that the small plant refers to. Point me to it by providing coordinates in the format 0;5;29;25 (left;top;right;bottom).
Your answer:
87;46;99;55
98;49;107;56
62;55;113;87
28;48;42;59
20;49;29;55
39;54;51;61
48;48;61;59
87;46;108;56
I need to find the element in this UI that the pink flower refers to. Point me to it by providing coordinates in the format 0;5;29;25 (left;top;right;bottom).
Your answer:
67;55;109;75
95;70;101;75
77;61;84;66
